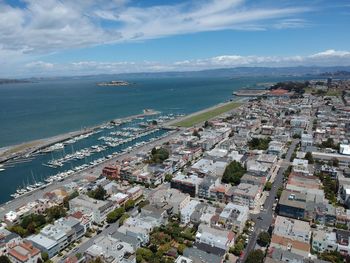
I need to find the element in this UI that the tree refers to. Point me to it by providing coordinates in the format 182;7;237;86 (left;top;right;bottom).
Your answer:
63;190;79;209
305;152;314;164
88;185;107;200
192;129;201;139
125;199;135;211
9;225;27;237
222;161;246;186
0;256;11;263
119;214;130;225
231;242;244;256
46;205;66;222
277;187;283;199
246;249;265;263
136;248;153;262
264;182;272;191
41;252;49;262
257;231;271;247
332;158;339;167
248;137;271;150
177;244;186;255
164;174;172;182
106;207;125;223
150;147;169;163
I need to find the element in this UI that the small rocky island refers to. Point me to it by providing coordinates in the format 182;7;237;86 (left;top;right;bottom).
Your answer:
96;80;130;86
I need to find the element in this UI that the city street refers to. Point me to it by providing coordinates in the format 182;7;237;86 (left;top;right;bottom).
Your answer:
241;139;300;262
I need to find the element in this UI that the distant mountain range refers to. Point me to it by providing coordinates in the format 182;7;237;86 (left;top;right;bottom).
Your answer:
75;66;350;79
3;66;350;82
0;79;32;85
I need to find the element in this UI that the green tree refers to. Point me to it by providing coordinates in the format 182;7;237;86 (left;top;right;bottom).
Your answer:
264;182;272;191
88;185;107;200
231;242;244;256
164;174;172;182
150;147;169;164
9;225;27;237
277;187;283;199
106;207;125;223
63;190;79;209
248;137;271;150
46;205;66;222
257;231;271;247
222;161;246;185
41;252;49;262
136;248;153;262
177;244;186;255
246;249;265;263
0;255;11;263
319;251;344;263
119;214;130;225
125;199;135;211
305;152;314;164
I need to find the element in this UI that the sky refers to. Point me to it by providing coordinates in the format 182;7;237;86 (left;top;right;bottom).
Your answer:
0;0;350;77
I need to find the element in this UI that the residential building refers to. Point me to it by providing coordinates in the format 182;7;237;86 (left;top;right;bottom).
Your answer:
69;194;114;224
7;241;41;263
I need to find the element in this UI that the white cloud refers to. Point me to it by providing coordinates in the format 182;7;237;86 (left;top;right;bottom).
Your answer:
0;0;308;56
4;49;347;77
310;49;350;58
25;61;54;69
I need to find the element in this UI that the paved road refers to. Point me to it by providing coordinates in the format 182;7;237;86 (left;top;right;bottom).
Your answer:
0;129;182;219
241;139;299;262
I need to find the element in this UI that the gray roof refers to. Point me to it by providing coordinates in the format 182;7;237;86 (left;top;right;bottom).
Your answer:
184;247;222;263
111;231;140;249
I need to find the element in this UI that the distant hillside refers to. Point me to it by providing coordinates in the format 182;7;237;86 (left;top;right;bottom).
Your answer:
320;71;350;77
0;79;31;85
85;66;350;79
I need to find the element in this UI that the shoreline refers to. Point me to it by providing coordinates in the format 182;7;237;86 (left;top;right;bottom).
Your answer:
0;109;160;164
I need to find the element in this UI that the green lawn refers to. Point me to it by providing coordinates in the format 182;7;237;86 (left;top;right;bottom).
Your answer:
172;102;242;127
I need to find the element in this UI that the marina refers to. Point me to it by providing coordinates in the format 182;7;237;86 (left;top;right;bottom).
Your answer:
0;113;179;203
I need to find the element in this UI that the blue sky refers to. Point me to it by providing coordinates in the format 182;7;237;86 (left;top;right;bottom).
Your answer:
0;0;349;77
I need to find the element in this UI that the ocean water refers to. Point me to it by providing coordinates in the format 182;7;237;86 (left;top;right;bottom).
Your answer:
0;76;301;148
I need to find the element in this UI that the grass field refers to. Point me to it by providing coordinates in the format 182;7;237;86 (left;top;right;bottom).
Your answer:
172;102;242;127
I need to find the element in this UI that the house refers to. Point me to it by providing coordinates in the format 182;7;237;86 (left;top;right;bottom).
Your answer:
69;195;114;224
27;234;59;259
218;203;249;233
171;173;203;197
85;235;136;263
0;228;21;256
301;134;313;150
312;229;337;253
231;183;261;209
195;224;234;253
270;235;310;258
181;200;200;224
7;241;41;263
102;164;121;179
278;190;306;219
273;216;311;243
150;188;190;215
126;186;143;201
116;224;149;246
